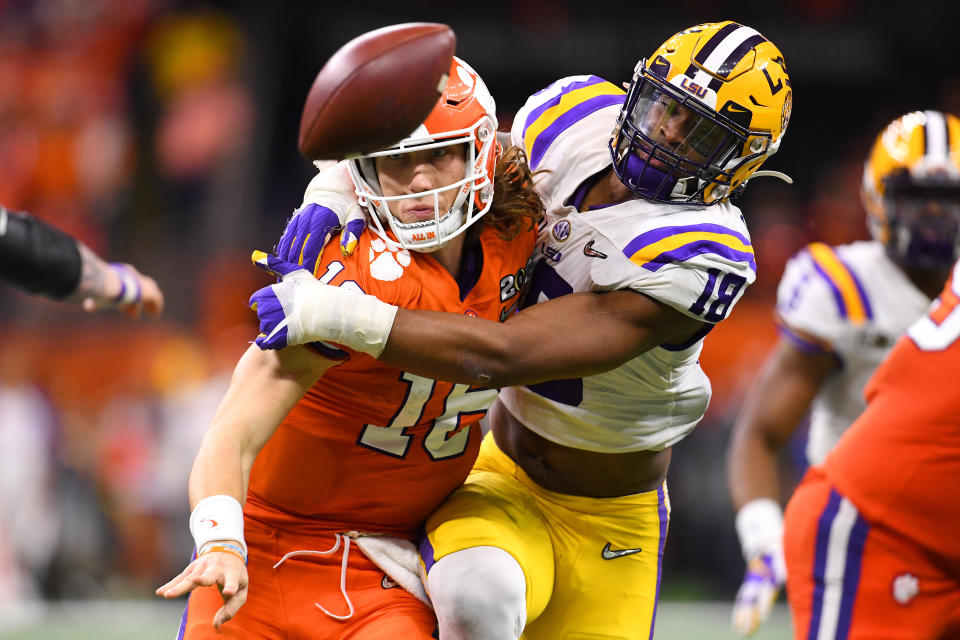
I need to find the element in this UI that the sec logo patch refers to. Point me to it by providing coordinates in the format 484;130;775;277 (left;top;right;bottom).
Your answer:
552;220;571;242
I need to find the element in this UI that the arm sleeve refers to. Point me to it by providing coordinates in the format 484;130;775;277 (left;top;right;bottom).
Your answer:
0;206;82;298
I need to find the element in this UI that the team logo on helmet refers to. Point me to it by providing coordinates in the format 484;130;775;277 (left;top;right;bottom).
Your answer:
781;90;793;134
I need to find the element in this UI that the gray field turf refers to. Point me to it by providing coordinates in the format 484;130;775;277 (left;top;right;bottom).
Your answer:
0;600;793;639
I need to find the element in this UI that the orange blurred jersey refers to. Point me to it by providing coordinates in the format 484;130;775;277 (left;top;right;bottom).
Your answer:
823;266;960;563
245;224;536;540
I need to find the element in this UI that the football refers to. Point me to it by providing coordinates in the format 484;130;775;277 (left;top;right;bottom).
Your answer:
298;23;456;160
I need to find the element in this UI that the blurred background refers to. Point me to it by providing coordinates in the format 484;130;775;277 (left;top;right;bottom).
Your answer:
1;0;957;637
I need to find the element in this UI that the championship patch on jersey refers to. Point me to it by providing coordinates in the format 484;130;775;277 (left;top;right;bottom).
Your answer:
623;223;755;273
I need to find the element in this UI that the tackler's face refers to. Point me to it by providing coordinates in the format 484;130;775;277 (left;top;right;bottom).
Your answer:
374;144;468;224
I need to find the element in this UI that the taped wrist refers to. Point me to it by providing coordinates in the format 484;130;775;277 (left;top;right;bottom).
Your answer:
735;498;784;561
293;281;398;357
189;495;247;558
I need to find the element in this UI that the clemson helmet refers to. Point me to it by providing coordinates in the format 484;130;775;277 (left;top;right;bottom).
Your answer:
610;20;792;204
346;56;500;252
861;110;960;269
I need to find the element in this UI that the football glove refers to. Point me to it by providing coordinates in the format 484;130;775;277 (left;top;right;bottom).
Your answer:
276;161;367;270
249;250;396;356
731;498;786;637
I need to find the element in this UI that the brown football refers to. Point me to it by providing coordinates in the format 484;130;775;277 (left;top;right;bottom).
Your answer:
298;23;456;160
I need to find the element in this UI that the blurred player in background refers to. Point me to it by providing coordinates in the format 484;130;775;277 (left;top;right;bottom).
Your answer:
0;204;164;316
783;258;960;639
251;21;793;640
726;110;960;636
156;57;542;639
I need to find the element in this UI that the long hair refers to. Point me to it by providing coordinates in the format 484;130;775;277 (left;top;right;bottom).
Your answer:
483;145;544;240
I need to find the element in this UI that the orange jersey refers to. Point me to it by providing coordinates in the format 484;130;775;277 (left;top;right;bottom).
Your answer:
245;224;536;540
823;264;960;563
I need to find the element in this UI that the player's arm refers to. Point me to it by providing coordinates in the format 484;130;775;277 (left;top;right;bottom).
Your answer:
385;289;703;386
0;205;164;316
251;264;706;385
156;344;334;628
726;327;838;637
727;329;839;512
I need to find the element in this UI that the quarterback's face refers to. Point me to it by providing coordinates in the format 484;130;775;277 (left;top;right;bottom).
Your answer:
375;144;468;223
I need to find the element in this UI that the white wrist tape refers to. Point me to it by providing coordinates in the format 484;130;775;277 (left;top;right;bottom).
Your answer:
189;495;247;557
735;498;784;561
285;272;398;357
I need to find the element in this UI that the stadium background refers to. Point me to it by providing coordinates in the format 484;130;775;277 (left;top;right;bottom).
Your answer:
0;0;955;637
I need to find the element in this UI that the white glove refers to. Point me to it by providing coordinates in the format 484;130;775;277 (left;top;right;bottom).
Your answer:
731;498;787;637
250;252;397;355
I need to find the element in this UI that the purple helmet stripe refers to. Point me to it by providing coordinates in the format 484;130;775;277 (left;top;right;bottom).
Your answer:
521;76;606;142
716;34;768;77
693;22;741;66
529;93;625;169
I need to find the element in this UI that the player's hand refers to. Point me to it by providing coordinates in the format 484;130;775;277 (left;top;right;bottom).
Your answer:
83;263;165;318
249;250;314;350
248;249;397;356
277;200;367;272
156;550;248;629
731;549;786;637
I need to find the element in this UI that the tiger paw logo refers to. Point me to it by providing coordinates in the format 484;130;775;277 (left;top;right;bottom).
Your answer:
369;237;411;281
891;573;919;605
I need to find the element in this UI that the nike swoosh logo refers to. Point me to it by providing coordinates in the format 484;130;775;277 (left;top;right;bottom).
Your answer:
583;240;608;259
601;542;642;560
381;575;399;589
200;518;219;528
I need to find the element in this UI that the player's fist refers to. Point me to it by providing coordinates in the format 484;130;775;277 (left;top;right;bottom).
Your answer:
731;549;786;636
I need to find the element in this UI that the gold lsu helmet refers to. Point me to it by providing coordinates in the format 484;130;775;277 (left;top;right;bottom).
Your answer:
610;20;792;204
861;111;960;269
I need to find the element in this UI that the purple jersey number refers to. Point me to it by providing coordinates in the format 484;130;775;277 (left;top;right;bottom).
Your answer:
688;268;746;322
520;261;584;406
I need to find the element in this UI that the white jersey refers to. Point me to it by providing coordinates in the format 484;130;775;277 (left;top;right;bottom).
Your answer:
775;240;931;463
501;75;757;453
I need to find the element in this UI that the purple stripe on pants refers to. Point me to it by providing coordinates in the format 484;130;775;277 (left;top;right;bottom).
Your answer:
648;482;669;640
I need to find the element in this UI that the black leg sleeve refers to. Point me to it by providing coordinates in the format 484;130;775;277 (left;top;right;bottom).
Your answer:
0;206;83;299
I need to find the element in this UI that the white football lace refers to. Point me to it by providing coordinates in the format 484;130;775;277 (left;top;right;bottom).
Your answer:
273;533;355;620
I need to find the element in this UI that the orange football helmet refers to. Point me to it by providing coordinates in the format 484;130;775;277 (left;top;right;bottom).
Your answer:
347;56;500;251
